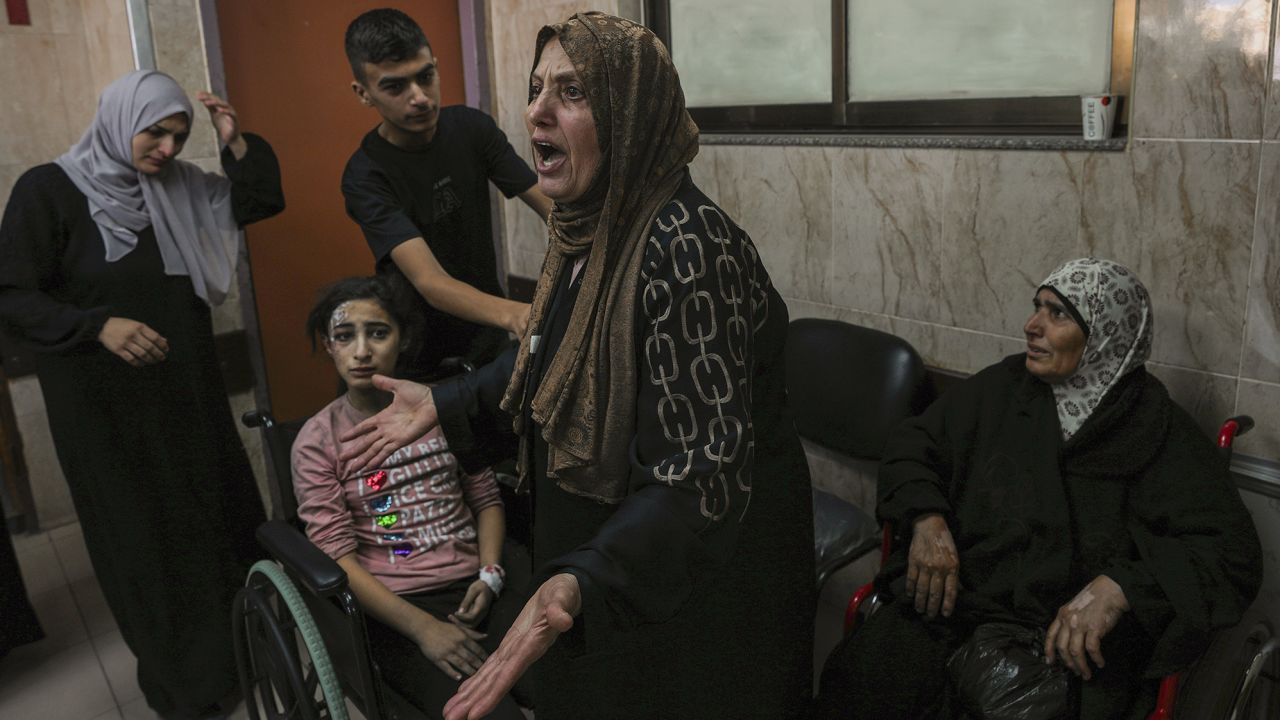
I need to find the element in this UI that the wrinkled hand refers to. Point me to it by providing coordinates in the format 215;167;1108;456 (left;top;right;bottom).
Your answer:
196;91;245;156
1044;575;1129;680
449;579;494;628
906;513;960;618
443;573;580;720
98;317;169;367
414;616;489;681
339;375;437;471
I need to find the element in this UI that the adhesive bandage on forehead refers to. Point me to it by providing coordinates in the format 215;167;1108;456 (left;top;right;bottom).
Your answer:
329;301;356;336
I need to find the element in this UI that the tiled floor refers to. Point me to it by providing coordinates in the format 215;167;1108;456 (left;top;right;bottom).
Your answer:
2;521;870;719
0;522;251;720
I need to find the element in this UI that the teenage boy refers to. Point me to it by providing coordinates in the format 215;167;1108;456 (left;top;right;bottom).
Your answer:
342;8;551;378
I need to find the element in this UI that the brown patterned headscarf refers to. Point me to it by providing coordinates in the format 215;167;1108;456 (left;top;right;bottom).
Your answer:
499;12;699;503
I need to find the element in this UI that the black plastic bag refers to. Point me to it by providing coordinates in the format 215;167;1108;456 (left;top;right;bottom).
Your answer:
947;622;1076;720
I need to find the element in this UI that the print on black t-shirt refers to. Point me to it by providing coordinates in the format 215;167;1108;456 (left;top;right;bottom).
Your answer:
432;176;462;221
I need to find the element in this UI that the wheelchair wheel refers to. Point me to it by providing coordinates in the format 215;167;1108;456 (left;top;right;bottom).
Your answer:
233;560;349;720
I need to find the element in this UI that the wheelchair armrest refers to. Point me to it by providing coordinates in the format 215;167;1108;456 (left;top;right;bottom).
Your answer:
1145;672;1180;720
255;520;348;597
241;409;275;429
844;582;880;635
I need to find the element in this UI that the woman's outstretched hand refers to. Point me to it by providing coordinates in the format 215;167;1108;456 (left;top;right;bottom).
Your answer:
196;91;246;159
1044;575;1129;680
443;573;581;720
906;513;960;618
339;375;438;471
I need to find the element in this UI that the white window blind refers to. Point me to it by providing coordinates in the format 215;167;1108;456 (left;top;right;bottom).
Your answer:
670;0;832;108
846;0;1114;102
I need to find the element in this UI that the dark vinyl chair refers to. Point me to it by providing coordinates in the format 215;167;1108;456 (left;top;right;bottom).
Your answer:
784;318;936;592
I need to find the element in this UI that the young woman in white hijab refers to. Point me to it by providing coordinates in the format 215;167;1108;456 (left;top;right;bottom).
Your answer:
0;70;284;719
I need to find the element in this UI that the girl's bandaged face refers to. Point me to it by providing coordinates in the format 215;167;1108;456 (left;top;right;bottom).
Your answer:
325;299;402;389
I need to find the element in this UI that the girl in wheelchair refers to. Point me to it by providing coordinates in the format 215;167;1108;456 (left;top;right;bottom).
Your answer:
291;276;524;719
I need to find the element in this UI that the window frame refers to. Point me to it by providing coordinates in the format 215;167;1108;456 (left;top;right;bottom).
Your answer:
645;0;1134;135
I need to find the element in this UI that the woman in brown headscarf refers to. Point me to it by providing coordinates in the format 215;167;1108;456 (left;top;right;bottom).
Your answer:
343;12;815;719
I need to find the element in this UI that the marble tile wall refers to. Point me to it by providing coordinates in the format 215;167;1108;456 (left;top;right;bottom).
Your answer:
1130;0;1272;139
0;0;131;212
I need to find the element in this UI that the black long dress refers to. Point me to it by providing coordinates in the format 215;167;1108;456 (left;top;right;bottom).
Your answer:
0;135;284;718
0;507;44;657
435;178;816;719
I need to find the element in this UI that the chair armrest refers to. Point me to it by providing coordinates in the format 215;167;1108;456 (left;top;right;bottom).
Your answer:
844;582;879;636
813;488;880;590
255;520;348;597
1145;672;1179;720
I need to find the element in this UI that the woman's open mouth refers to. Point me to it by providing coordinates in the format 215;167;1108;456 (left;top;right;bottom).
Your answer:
533;140;565;172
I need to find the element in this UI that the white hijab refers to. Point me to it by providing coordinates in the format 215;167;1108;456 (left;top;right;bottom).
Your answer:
1039;258;1154;441
55;70;241;306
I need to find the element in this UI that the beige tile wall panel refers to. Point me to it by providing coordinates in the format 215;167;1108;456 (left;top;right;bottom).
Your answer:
1131;0;1272;140
1267;1;1280;139
939;150;1088;337
1146;363;1239;438
79;0;133;105
1080;139;1259;374
0;0;79;35
686;145;722;203
147;0;218;162
830;147;952;323
1236;379;1280;459
1242;142;1280;383
0;34;76;168
706;145;833;304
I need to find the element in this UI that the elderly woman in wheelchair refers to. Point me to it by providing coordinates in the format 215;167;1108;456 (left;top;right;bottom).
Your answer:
815;258;1262;720
287;276;524;720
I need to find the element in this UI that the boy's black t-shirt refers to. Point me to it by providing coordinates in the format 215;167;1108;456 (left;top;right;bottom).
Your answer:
341;105;536;375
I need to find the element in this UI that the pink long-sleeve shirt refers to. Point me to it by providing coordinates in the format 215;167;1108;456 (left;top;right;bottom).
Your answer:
290;395;501;595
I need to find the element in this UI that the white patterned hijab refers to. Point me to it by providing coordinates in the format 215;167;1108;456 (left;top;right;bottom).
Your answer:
1039;258;1153;440
55;70;241;306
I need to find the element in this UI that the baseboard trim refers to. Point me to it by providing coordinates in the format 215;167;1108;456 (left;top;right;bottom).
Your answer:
1234;454;1280;499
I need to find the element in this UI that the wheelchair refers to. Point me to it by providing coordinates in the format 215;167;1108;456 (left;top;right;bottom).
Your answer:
840;415;1263;720
230;387;531;720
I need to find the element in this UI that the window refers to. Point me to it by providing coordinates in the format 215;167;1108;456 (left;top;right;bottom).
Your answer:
646;0;1134;134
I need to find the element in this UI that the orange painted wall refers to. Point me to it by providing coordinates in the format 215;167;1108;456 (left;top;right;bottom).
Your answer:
215;1;466;420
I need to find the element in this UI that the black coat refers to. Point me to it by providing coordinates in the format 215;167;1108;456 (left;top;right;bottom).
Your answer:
876;354;1262;714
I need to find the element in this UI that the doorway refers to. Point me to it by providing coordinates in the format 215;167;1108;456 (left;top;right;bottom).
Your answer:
213;1;468;420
